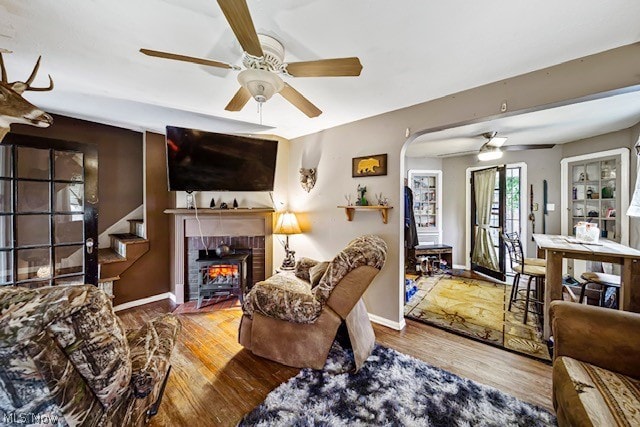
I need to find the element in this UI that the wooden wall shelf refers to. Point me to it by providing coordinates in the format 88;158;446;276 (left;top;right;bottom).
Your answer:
337;205;393;224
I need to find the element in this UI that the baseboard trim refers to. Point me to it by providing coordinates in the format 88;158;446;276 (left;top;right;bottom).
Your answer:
168;292;177;303
453;264;466;270
113;292;171;312
369;313;406;331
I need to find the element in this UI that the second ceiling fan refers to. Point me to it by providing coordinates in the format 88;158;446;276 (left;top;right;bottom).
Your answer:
140;0;363;118
476;132;555;160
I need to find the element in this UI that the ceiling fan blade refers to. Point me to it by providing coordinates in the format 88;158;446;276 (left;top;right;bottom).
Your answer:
502;144;556;151
280;83;322;118
436;150;478;158
487;137;507;148
286;57;363;77
140;48;238;69
217;0;264;58
225;86;252;111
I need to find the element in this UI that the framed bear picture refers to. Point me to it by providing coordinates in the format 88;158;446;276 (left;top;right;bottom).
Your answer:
352;154;388;177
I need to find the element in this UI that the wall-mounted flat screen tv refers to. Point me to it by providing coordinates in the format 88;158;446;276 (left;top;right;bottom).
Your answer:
166;126;278;191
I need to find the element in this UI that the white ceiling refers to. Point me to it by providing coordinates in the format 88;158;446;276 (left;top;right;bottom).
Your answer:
406;90;640;158
2;0;640;139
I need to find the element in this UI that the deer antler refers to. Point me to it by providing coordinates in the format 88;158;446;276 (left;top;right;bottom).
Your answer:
22;56;54;92
0;54;54;94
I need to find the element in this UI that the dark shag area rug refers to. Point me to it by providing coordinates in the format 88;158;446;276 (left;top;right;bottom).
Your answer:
240;343;556;426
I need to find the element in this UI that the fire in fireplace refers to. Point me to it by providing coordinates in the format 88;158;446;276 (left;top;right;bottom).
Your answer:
207;264;239;284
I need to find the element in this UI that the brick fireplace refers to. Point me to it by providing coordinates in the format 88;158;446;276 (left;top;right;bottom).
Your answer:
166;208;274;304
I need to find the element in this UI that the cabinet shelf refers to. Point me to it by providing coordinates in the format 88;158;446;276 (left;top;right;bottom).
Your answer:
567;153;624;242
410;169;443;244
338;205;393;224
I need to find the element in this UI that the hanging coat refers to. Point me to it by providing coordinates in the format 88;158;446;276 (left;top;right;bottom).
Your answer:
404;185;419;248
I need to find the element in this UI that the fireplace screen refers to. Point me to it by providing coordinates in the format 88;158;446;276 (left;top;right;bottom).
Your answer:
204;264;238;285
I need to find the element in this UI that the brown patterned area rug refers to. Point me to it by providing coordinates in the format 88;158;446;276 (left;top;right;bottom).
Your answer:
405;274;551;361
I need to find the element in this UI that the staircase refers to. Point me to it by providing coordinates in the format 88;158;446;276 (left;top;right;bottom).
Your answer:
98;219;149;298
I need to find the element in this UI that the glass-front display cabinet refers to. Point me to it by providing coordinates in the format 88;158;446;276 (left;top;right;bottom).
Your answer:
569;157;621;242
409;170;442;245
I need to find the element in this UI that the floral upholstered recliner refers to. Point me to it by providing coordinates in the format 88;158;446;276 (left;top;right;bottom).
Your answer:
0;285;180;426
240;234;387;371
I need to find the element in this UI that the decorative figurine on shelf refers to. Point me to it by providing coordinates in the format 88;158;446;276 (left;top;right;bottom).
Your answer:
356;184;368;206
374;193;389;206
344;194;353;206
220;202;228;209
186;191;195;209
586;187;594;199
209;198;216;208
233;198;238;208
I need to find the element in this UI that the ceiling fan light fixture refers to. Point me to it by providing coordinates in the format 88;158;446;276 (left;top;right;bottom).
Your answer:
478;146;503;161
238;69;284;103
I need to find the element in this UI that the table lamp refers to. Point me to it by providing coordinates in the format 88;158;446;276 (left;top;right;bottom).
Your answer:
274;212;302;270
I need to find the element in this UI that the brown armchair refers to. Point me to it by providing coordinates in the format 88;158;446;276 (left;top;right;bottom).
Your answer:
0;285;180;426
550;301;640;426
239;235;387;371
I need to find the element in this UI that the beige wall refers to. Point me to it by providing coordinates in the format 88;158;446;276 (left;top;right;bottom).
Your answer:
289;43;640;327
405;157;442;176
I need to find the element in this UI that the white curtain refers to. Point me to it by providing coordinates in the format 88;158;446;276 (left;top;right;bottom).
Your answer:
628;142;640;249
472;167;500;271
628;143;640;216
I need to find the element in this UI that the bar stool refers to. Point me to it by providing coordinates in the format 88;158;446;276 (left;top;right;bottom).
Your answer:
503;232;547;324
579;272;621;308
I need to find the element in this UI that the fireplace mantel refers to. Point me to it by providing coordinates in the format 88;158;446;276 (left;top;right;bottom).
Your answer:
165;208;274;304
164;208;274;215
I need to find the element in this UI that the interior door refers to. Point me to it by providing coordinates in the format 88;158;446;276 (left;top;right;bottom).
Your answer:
470;166;506;281
0;133;98;288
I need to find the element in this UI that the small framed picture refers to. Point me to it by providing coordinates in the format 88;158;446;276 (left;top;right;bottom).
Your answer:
352;154;388;177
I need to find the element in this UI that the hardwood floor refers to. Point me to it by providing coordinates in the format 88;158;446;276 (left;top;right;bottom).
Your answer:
118;300;553;426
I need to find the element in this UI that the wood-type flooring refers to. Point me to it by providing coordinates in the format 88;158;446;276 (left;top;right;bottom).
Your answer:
118;299;553;426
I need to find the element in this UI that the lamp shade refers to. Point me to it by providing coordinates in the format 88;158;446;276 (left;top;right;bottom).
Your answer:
274;212;301;235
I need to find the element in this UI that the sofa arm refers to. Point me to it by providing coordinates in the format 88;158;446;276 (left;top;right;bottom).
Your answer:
550;301;640;379
127;313;180;398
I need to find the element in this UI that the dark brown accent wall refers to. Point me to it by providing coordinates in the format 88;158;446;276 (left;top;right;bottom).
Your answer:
11;115;143;234
113;132;171;305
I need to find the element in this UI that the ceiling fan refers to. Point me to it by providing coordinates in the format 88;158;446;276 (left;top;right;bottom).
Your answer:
438;132;555;160
140;0;363;118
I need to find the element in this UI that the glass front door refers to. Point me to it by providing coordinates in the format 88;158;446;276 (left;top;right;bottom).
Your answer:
0;134;98;288
470;166;506;281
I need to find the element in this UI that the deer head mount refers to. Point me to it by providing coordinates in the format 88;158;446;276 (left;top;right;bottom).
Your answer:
299;168;317;193
0;53;54;142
